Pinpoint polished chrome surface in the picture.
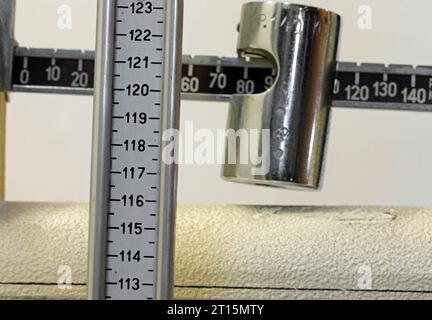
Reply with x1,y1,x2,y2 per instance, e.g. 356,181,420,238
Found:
223,1,340,189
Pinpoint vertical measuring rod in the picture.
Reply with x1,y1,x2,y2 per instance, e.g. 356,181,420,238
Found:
88,0,183,300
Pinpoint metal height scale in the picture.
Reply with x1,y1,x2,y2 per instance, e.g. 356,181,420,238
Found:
87,0,183,300
3,0,432,300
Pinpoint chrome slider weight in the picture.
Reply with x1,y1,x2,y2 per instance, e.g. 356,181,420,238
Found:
222,2,340,189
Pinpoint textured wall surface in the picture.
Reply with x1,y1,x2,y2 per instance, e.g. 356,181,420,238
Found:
0,202,432,300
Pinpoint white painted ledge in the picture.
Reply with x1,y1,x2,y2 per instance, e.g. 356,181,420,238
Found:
0,202,432,300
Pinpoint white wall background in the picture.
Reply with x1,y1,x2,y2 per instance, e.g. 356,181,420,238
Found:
7,0,432,206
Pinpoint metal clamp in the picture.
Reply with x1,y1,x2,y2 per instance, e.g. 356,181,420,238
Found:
223,1,340,190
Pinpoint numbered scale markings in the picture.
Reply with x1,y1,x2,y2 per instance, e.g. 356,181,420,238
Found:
105,1,165,299
332,64,432,111
11,48,432,111
88,0,182,300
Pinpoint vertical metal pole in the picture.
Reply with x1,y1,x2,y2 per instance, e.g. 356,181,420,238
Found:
0,0,15,200
0,0,15,92
88,0,116,300
0,93,6,200
89,0,183,300
157,0,183,300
